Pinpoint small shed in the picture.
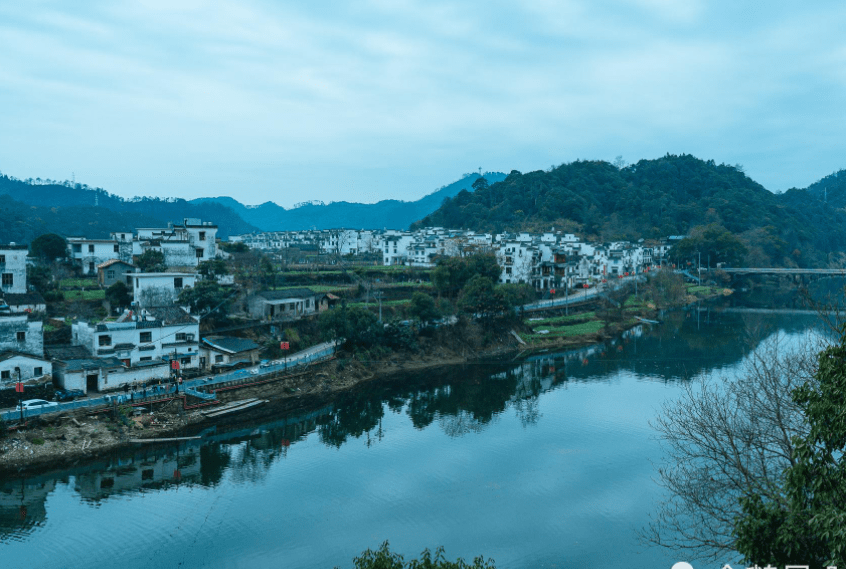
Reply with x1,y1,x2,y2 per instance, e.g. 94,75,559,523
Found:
248,289,321,320
97,259,137,288
200,336,261,370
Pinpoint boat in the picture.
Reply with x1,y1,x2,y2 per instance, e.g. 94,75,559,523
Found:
201,398,268,419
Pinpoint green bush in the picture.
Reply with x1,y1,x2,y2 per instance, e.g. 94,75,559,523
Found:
339,541,497,569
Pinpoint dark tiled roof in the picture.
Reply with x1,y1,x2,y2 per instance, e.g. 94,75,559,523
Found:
257,288,316,300
202,336,260,354
113,343,136,350
45,345,92,360
143,306,197,326
0,350,49,363
2,292,46,306
62,356,125,372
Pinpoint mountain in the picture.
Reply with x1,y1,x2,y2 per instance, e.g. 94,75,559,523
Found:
0,194,168,244
191,172,507,232
0,174,258,238
805,169,846,208
414,154,846,267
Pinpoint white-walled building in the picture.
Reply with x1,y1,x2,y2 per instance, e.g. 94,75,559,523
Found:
131,272,197,308
69,306,201,391
68,219,221,275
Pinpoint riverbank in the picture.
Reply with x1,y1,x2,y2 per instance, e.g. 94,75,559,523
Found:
0,283,731,475
0,321,522,476
516,282,732,353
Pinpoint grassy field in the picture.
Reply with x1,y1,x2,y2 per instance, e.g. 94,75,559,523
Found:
526,311,597,327
63,289,106,301
59,278,98,289
521,320,606,342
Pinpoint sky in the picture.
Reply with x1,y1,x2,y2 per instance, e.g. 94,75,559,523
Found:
1,1,845,208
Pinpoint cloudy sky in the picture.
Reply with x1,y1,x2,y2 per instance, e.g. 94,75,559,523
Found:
1,1,845,207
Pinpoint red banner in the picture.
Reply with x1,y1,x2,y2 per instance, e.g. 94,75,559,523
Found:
280,342,290,350
171,360,180,370
15,382,24,393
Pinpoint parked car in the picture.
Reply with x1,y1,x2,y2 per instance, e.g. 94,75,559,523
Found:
16,399,59,411
54,388,85,402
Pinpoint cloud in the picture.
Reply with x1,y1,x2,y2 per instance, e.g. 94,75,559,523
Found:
1,1,845,205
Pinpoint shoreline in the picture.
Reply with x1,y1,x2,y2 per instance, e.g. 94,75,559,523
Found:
0,286,730,477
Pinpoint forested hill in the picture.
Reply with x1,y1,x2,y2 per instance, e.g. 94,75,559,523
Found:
414,154,846,267
191,172,507,231
805,169,846,208
0,174,258,238
0,194,167,243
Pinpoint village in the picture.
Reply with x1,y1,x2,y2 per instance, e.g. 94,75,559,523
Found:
0,218,677,407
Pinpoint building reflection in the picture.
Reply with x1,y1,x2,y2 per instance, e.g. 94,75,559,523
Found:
0,304,816,540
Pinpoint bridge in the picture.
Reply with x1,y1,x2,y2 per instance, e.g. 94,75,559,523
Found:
706,268,846,276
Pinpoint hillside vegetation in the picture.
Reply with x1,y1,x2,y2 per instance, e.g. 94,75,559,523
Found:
415,154,846,267
0,174,258,238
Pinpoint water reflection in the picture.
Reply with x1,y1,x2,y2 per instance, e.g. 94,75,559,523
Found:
0,304,823,546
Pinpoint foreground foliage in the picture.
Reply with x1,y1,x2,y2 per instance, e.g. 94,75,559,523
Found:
340,541,497,569
734,324,846,567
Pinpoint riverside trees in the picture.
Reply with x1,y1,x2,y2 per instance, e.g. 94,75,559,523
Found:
650,322,846,566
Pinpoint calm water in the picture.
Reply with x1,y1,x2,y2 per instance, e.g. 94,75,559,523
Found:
0,307,824,569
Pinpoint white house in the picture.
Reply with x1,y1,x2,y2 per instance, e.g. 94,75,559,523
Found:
0,351,52,386
0,244,28,294
70,306,201,391
131,272,197,308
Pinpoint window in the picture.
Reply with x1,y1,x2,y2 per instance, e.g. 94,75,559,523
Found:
181,357,191,365
196,248,204,258
1,371,9,380
88,244,94,253
114,244,119,253
89,262,95,273
215,355,224,363
0,255,4,263
139,331,152,343
140,356,152,361
73,244,81,253
16,331,25,342
1,274,12,287
34,367,42,376
175,333,187,341
98,335,111,346
199,231,206,241
174,277,183,288
107,270,115,279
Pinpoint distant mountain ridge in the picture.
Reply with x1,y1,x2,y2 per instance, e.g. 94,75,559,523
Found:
0,174,258,238
190,172,507,232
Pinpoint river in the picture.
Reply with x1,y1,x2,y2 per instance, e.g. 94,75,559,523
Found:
0,306,826,569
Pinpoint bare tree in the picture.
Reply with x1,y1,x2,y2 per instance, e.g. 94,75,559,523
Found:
643,333,821,560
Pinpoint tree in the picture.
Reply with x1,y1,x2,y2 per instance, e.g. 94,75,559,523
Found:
339,541,497,569
197,258,229,279
646,335,816,561
319,306,382,350
672,223,748,267
30,233,67,260
105,281,131,310
433,254,501,298
457,275,510,319
408,292,440,324
135,250,167,272
732,325,846,567
177,280,229,316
